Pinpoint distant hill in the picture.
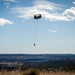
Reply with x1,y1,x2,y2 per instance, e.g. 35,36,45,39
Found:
0,54,75,63
0,54,75,71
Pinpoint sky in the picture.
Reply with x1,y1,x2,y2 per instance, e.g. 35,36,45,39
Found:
0,0,75,54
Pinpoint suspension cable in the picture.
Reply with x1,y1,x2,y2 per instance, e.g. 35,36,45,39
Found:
34,20,38,46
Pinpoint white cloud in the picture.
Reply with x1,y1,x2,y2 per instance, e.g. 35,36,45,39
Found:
4,0,18,9
4,2,10,9
4,0,17,3
11,0,75,21
33,0,62,10
63,7,75,21
49,30,57,33
73,1,75,4
0,18,13,26
11,0,63,20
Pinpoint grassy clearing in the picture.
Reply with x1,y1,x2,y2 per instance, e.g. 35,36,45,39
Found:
40,71,75,75
0,70,75,75
0,70,22,75
22,68,38,75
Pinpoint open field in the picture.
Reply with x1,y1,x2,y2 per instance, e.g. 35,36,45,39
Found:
0,54,75,75
0,70,75,75
40,71,75,75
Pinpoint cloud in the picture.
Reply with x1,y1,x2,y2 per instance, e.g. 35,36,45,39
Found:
4,0,17,3
4,0,18,9
63,7,75,21
33,0,62,10
11,0,63,19
11,0,75,21
49,30,57,33
0,18,13,26
4,2,10,9
73,1,75,4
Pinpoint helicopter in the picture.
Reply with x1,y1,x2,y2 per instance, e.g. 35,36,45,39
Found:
33,14,42,46
34,14,42,19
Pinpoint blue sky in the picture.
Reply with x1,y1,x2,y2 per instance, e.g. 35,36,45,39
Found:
0,0,75,54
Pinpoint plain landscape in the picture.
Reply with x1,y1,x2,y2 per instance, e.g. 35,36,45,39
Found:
0,54,75,75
